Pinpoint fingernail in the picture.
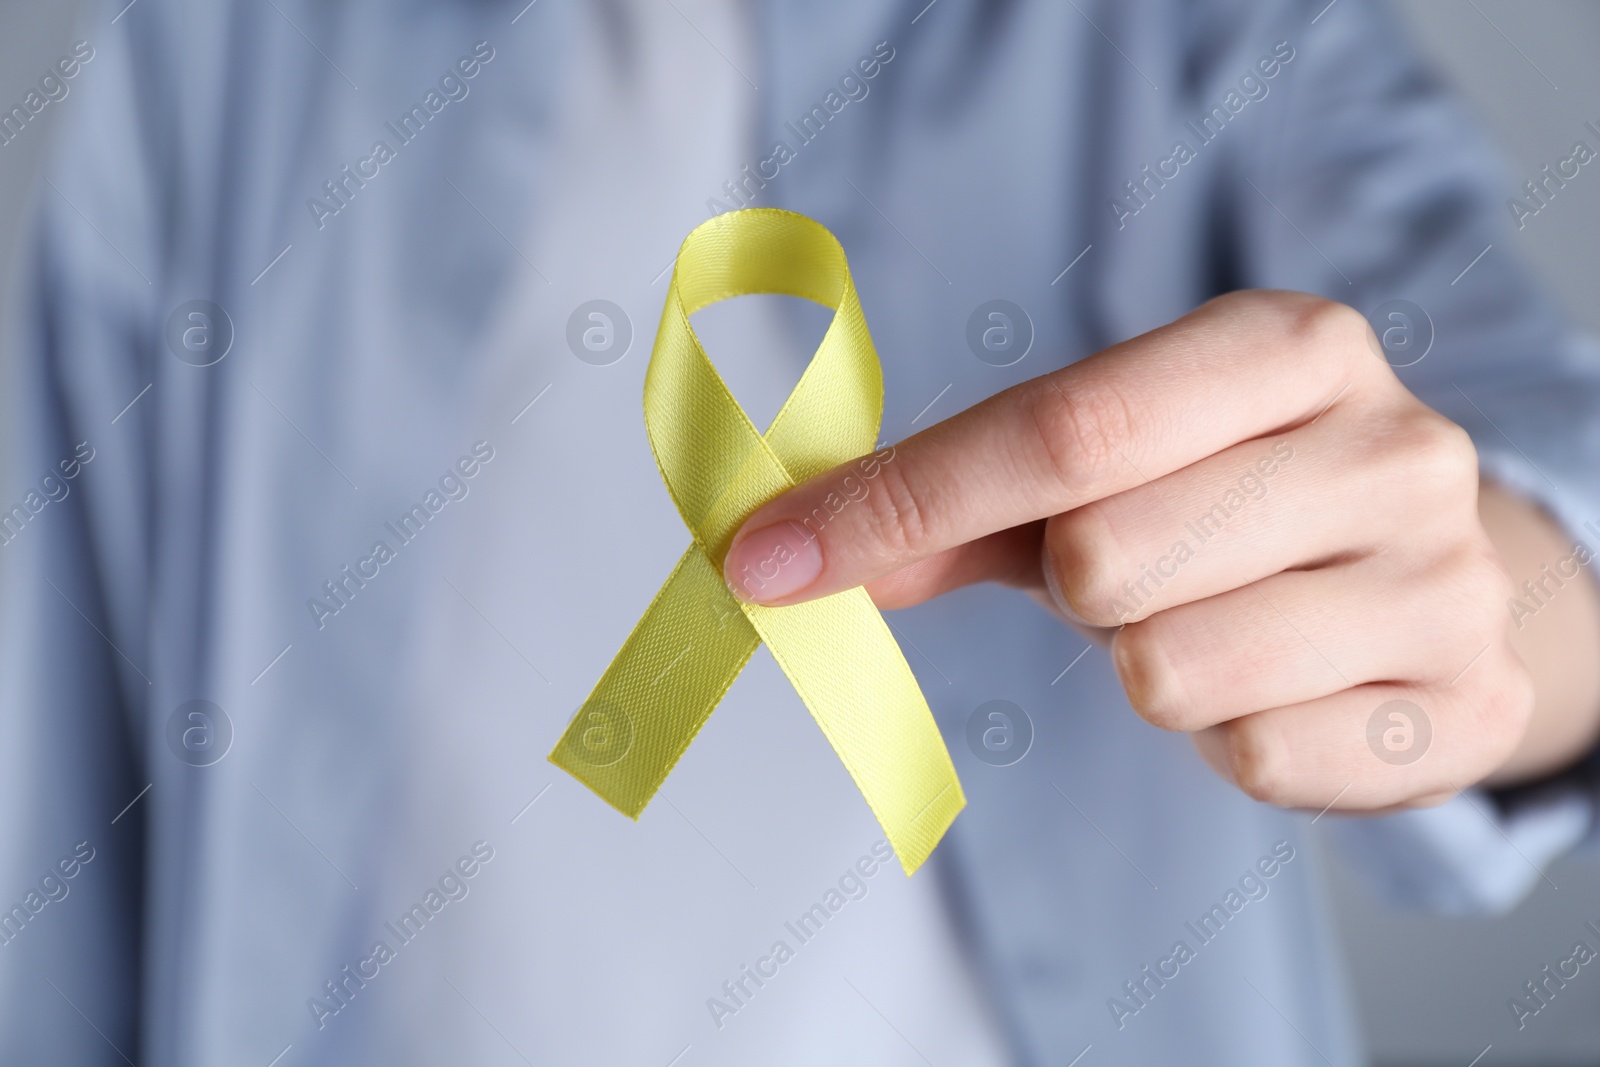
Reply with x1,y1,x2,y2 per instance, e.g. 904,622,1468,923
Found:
724,520,822,604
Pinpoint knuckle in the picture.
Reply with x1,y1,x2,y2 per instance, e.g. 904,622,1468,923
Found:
1045,507,1129,625
1201,291,1374,397
1430,539,1515,650
858,451,934,562
1265,292,1371,370
1443,643,1533,775
1024,375,1139,499
1113,622,1192,731
1407,414,1480,502
1472,648,1536,765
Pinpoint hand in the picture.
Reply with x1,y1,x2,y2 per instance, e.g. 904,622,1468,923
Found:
723,290,1540,812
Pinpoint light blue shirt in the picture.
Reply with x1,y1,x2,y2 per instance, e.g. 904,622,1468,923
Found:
1,0,1596,1064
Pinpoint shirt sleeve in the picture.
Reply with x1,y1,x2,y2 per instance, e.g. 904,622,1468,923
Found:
1215,0,1600,913
0,14,162,1061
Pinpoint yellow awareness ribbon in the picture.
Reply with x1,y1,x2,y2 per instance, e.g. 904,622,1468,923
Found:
549,208,964,875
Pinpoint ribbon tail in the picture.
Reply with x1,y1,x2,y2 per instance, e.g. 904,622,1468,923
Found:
744,589,965,874
549,545,758,818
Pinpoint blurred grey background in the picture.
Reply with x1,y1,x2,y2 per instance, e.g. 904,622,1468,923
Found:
1,2,1596,1064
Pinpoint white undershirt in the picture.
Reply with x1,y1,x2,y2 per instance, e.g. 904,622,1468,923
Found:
475,0,1013,1061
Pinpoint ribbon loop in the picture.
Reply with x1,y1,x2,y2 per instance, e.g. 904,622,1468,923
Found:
550,209,964,874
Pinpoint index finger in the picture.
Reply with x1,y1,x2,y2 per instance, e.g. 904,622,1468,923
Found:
723,290,1380,606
